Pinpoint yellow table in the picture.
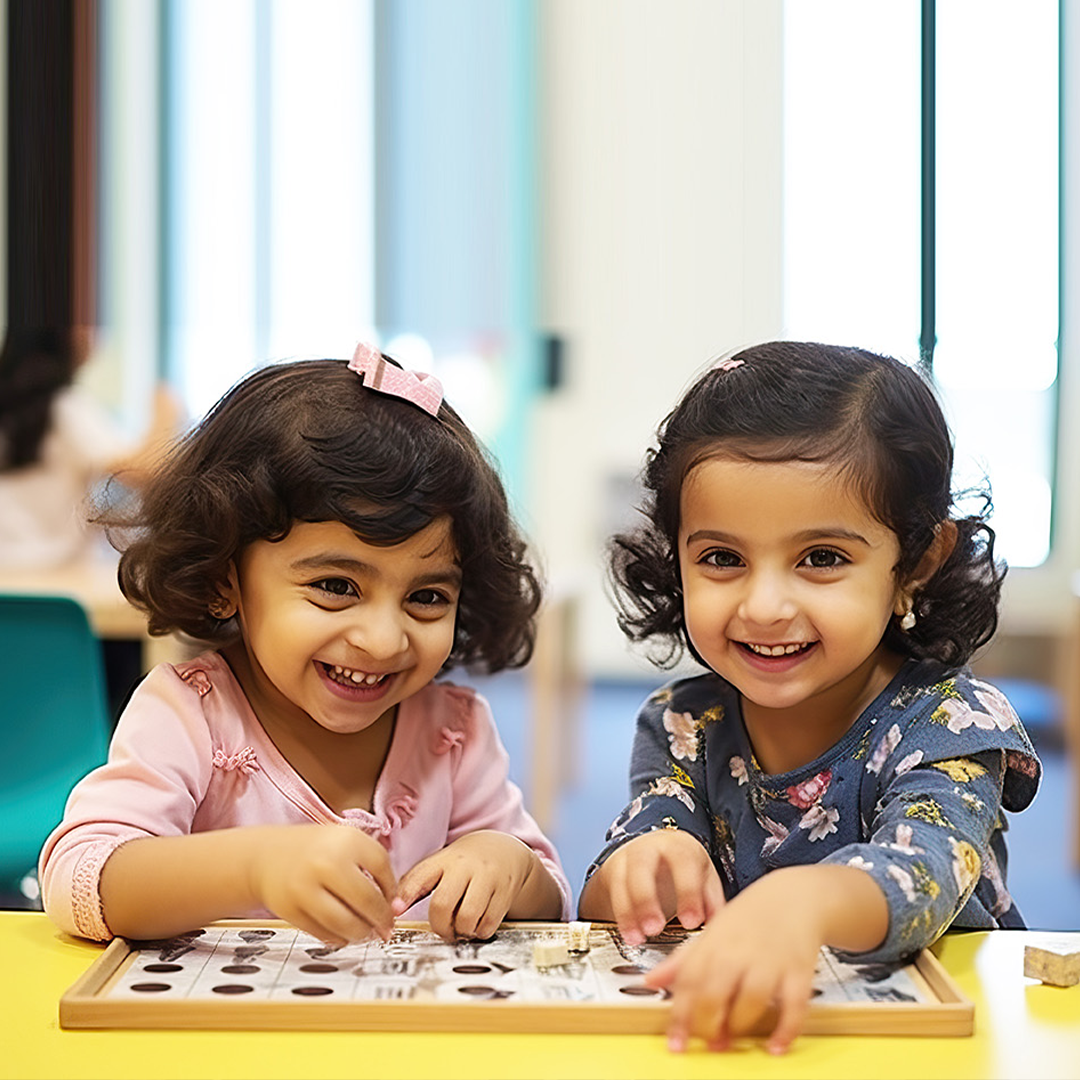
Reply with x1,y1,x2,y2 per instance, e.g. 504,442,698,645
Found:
1,914,1076,1080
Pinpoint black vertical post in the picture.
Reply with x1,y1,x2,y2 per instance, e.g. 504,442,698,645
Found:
6,0,75,336
919,0,936,374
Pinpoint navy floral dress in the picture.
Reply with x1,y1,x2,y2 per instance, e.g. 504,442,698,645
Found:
587,659,1041,962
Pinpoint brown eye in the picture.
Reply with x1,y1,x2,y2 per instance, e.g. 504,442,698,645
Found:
409,589,449,608
313,578,355,596
803,549,846,569
702,549,742,568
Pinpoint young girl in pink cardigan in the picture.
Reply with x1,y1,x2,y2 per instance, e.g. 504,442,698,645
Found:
41,347,569,945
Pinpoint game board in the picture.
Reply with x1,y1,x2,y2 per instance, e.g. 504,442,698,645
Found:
59,920,973,1035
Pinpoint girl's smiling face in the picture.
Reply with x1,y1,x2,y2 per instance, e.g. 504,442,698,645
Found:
678,456,908,746
221,518,461,739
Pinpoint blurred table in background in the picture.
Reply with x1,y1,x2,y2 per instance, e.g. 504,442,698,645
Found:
0,555,182,670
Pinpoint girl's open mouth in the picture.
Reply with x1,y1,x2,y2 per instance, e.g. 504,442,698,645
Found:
318,662,394,699
738,641,817,667
743,642,815,657
322,663,390,687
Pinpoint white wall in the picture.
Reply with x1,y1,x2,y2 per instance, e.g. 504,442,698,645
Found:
532,0,783,678
531,0,1077,680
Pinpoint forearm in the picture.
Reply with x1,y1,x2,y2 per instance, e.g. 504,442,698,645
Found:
99,828,264,939
758,864,889,954
577,863,616,921
505,847,565,920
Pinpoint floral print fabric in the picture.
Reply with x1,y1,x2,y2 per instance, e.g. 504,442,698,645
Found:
588,659,1040,963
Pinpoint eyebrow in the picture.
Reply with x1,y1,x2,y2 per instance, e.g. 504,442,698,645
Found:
289,554,463,586
684,528,872,547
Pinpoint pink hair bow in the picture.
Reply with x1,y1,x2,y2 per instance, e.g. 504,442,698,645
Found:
348,342,444,418
714,357,745,372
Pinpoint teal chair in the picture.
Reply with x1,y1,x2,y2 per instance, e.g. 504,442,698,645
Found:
0,594,111,901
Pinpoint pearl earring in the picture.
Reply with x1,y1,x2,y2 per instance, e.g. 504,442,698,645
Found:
900,609,916,631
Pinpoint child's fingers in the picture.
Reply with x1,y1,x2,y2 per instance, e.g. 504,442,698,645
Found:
667,856,718,930
764,969,814,1055
643,949,681,988
324,858,397,938
665,965,738,1054
469,899,506,941
622,855,674,939
724,967,780,1037
448,877,502,940
702,872,726,921
607,861,662,944
393,859,444,916
665,1011,693,1054
290,884,393,946
425,874,470,941
658,962,695,1052
349,835,397,901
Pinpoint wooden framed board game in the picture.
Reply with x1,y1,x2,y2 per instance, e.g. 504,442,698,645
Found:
59,920,973,1036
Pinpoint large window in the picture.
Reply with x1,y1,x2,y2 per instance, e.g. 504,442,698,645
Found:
97,0,536,495
97,0,376,421
164,0,376,417
934,2,1059,568
783,1,1059,568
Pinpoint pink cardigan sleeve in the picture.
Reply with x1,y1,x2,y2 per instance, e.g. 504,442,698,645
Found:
444,690,572,920
38,665,217,941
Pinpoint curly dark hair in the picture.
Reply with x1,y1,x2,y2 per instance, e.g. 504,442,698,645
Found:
611,340,1005,669
99,356,542,673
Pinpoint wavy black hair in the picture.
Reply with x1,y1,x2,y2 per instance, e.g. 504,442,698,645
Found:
100,356,541,673
611,340,1005,669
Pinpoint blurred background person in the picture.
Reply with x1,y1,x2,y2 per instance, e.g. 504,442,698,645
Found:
0,325,180,571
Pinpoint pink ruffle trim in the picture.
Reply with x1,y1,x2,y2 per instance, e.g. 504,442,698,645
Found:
360,783,420,848
212,746,260,774
179,668,213,697
71,840,121,942
433,726,466,755
383,784,418,831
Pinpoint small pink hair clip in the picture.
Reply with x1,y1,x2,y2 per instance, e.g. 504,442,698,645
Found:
348,342,444,418
714,357,745,372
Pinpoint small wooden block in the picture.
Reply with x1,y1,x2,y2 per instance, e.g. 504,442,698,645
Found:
1024,941,1080,987
568,921,591,953
532,938,569,969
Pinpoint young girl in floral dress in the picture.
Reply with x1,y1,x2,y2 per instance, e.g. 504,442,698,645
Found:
579,341,1039,1054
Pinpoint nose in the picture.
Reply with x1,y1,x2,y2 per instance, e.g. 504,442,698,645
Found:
343,603,409,663
737,568,798,628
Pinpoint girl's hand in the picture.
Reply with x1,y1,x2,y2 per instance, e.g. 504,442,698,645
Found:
246,824,397,946
392,830,552,941
646,878,819,1055
579,829,725,944
645,865,889,1055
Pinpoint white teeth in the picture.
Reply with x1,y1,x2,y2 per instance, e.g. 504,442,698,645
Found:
747,642,808,656
330,665,386,685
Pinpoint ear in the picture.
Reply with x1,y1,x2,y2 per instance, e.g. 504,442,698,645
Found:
894,520,958,615
209,564,241,621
